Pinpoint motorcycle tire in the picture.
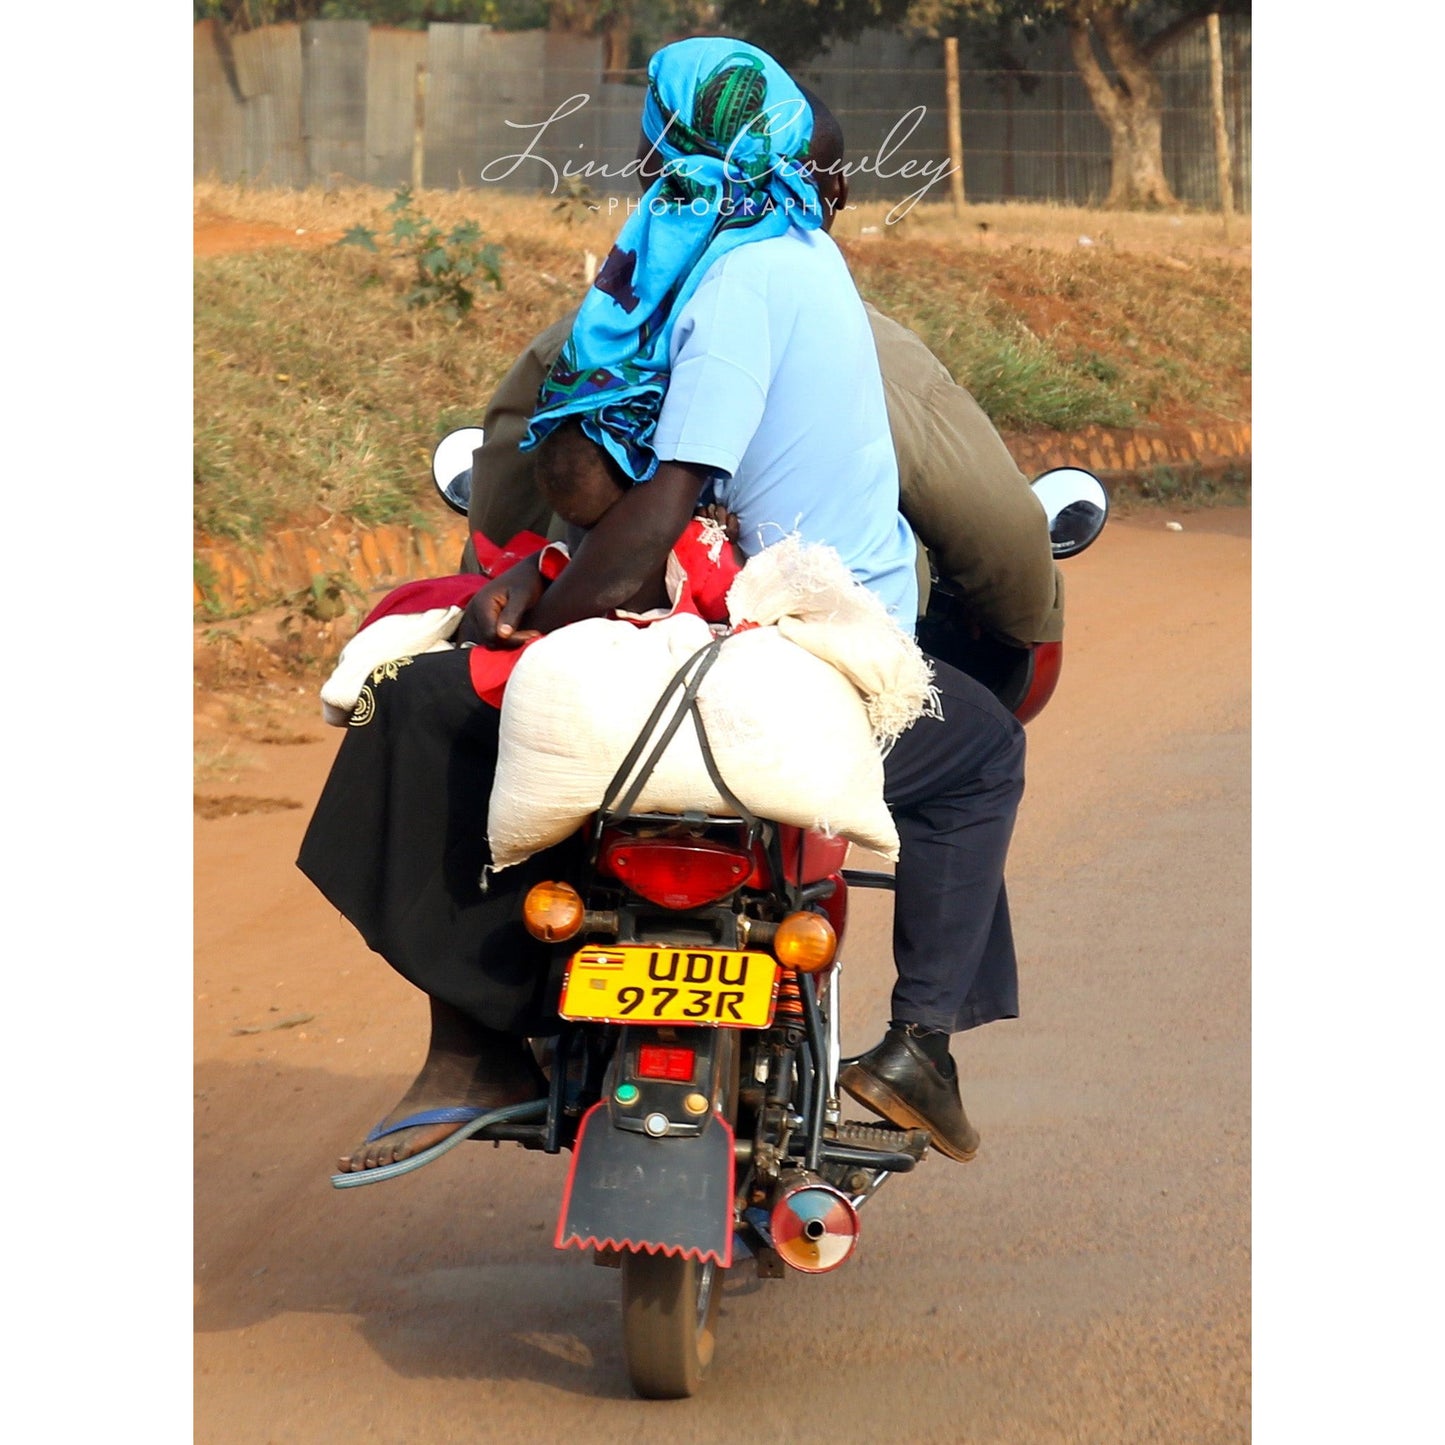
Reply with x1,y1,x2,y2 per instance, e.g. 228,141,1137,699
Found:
620,1249,722,1399
619,1030,739,1399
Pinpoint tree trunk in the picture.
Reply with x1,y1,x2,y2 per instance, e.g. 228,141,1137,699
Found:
1067,4,1178,211
601,14,633,74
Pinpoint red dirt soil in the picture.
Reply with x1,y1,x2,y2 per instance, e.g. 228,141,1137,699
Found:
194,510,1251,1437
194,214,345,256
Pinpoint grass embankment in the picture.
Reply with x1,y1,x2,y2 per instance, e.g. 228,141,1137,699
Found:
194,186,1250,542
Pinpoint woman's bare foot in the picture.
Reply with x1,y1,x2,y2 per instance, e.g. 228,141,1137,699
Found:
337,999,547,1171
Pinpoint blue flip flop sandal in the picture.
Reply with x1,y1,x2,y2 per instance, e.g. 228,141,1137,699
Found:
364,1105,487,1143
330,1099,549,1189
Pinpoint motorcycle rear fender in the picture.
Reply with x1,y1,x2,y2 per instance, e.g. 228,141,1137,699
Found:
554,1025,737,1266
554,1102,735,1265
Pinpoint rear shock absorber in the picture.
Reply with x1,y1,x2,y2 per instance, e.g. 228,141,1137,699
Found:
764,968,806,1112
767,967,814,1135
775,967,805,1036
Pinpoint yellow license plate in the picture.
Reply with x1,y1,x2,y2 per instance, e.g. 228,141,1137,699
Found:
560,945,779,1028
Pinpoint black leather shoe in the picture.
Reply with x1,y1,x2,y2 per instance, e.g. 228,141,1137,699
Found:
839,1027,980,1162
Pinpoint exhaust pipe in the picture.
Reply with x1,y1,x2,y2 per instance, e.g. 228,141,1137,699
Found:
768,1172,860,1274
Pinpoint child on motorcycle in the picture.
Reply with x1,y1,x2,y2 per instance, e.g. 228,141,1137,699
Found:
466,418,744,640
317,422,745,724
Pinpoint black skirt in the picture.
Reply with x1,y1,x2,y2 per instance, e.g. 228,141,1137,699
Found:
296,647,581,1034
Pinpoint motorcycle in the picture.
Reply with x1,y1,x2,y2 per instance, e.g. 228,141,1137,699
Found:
332,430,1108,1399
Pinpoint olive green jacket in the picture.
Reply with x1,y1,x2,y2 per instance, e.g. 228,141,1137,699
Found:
462,305,1062,646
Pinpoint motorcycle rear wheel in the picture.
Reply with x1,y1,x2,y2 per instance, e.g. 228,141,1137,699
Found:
619,1030,739,1399
620,1249,721,1399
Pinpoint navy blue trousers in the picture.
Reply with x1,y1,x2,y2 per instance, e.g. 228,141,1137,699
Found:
881,654,1025,1033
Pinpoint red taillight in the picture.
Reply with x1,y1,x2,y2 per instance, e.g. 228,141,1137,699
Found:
637,1045,696,1082
600,835,752,910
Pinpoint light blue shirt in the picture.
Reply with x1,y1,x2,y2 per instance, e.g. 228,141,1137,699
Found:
651,229,919,626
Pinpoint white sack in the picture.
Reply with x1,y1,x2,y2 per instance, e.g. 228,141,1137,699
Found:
487,613,898,870
695,626,898,855
726,534,939,745
319,606,461,726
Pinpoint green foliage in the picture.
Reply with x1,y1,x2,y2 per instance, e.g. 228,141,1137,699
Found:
300,572,366,622
1128,462,1249,507
339,187,503,320
552,174,600,225
195,223,553,541
962,333,1138,432
194,558,227,618
718,2,1250,86
717,0,913,67
1072,348,1122,385
277,572,368,662
194,1,549,29
856,267,1142,431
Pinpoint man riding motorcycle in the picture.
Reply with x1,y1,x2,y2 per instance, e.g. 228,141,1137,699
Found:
460,91,1063,655
300,39,1040,1174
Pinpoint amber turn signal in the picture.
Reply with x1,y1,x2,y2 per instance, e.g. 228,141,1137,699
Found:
773,911,837,972
522,881,585,941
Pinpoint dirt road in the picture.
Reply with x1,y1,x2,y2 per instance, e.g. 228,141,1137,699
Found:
194,508,1250,1442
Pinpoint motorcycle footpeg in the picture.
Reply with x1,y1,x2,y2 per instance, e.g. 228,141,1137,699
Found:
832,1119,932,1161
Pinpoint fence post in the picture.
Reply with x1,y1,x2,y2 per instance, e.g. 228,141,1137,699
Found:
411,62,427,193
944,37,966,215
1207,14,1233,234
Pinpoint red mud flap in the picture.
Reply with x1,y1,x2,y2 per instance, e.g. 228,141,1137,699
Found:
554,1103,735,1267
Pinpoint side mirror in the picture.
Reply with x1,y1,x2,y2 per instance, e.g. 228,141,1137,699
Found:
431,427,485,517
1031,466,1109,559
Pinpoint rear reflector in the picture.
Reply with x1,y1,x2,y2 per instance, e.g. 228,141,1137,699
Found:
600,835,752,910
636,1045,697,1082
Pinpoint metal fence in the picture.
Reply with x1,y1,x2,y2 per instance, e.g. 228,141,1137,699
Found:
194,18,1250,212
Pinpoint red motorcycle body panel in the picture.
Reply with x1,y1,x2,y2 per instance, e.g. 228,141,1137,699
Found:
777,825,851,884
1012,641,1063,725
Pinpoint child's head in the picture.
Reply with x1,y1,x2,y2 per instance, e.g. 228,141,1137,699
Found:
534,421,628,529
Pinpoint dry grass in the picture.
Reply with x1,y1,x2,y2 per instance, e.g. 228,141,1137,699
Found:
839,196,1249,260
195,191,606,539
194,183,1250,540
193,180,1250,263
848,235,1250,430
193,738,258,783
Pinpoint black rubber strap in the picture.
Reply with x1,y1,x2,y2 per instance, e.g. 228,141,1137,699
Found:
687,689,757,828
599,636,728,822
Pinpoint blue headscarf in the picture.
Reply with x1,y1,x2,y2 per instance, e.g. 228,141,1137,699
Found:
521,37,822,482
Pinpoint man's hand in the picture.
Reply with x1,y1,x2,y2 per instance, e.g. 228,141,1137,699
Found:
455,556,546,648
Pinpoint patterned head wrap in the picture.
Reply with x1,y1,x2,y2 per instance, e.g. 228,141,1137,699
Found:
521,37,821,482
